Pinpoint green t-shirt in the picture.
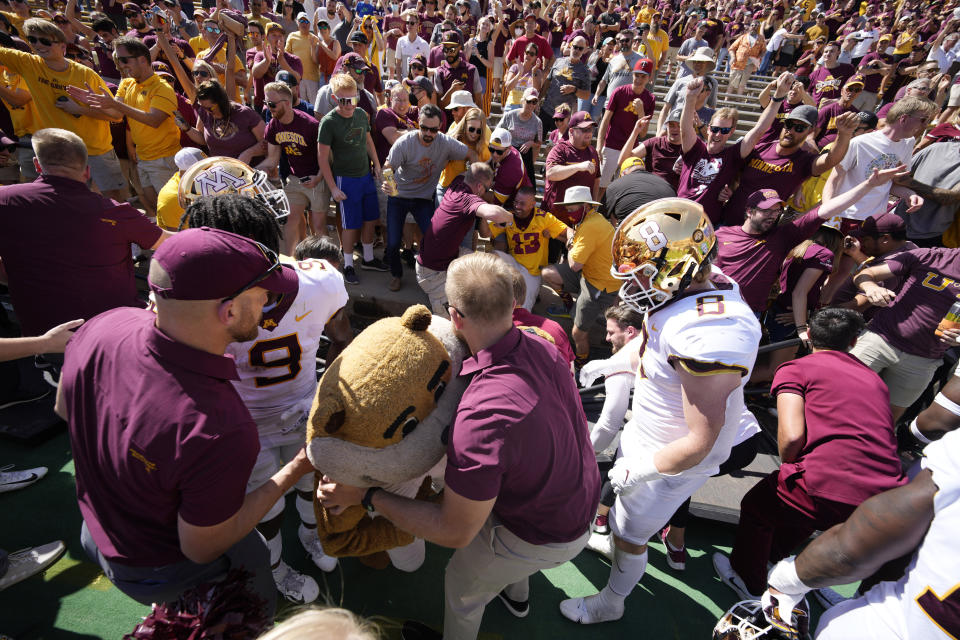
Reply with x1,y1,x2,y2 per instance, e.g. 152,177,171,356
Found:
317,108,371,178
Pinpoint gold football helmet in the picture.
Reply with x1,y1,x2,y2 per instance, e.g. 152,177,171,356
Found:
611,197,716,313
713,599,810,640
178,156,290,220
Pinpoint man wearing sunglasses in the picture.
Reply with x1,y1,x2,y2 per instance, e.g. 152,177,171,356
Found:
434,31,482,114
395,10,428,78
0,19,128,202
505,12,552,68
56,225,309,619
486,127,531,209
284,12,319,103
539,34,590,135
252,21,302,112
543,110,599,226
592,30,641,109
121,2,153,38
382,103,472,291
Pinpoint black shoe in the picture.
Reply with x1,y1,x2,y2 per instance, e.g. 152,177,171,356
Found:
343,266,359,285
360,257,389,272
497,589,530,618
401,248,415,267
400,620,443,640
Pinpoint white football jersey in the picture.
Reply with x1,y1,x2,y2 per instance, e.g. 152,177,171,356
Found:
620,271,762,475
862,429,960,639
227,258,348,429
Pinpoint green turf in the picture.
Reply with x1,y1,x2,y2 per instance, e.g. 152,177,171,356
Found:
0,429,849,639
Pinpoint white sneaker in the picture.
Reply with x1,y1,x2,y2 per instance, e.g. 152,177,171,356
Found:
712,552,760,601
272,560,320,603
585,531,615,561
0,540,66,590
298,524,338,573
559,592,625,624
0,466,48,494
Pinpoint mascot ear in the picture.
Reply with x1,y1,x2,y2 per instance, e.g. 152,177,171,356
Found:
307,392,347,440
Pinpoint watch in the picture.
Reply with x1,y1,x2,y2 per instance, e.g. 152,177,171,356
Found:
361,487,381,512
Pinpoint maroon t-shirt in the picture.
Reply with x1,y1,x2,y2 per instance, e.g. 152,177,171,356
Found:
772,350,906,507
418,11,442,40
383,14,405,49
197,102,264,159
641,135,683,190
869,247,960,359
808,62,856,105
373,107,416,166
775,242,834,312
602,85,656,150
252,50,303,109
815,100,857,148
417,175,485,271
445,326,600,544
857,52,889,93
715,209,824,312
543,140,600,225
512,307,575,365
0,176,162,336
724,141,817,226
505,34,552,65
61,308,260,565
264,109,320,177
831,241,917,321
677,139,744,226
493,146,532,208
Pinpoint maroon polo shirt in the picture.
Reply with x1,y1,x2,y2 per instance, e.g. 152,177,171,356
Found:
61,308,260,566
772,350,906,509
543,140,600,225
417,176,485,271
445,327,600,545
0,175,162,336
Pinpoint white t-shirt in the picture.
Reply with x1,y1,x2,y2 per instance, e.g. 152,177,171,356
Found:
314,8,341,33
928,45,960,74
766,28,786,52
833,130,915,220
397,35,430,76
851,29,878,58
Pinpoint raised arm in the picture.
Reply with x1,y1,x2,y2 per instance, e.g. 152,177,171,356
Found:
818,164,910,220
741,71,794,158
679,76,703,153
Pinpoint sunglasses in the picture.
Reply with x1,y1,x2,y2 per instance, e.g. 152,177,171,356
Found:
845,85,863,92
710,125,732,134
553,115,567,121
784,121,810,133
26,35,56,46
221,243,281,303
442,301,465,317
420,124,440,132
410,63,424,69
488,145,506,154
443,45,459,53
618,38,632,43
525,49,537,54
114,53,139,63
266,100,288,108
572,45,584,50
407,20,418,24
466,125,482,134
525,98,538,104
298,17,309,22
336,95,359,105
204,25,221,33
193,69,211,77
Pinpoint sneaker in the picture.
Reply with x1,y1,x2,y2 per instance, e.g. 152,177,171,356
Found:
559,592,625,624
0,466,48,494
659,527,687,571
343,266,359,285
546,304,572,319
812,586,848,610
272,560,320,603
0,388,50,410
0,540,66,590
712,552,760,601
360,257,389,272
585,531,615,561
297,525,338,573
592,514,610,535
498,589,530,618
388,277,402,292
401,249,415,267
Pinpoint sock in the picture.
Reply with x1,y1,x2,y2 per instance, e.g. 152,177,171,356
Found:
608,547,648,598
343,253,354,268
362,242,374,262
296,491,316,528
504,577,529,602
265,533,283,568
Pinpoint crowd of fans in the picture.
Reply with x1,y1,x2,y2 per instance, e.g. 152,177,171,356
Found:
1,0,960,637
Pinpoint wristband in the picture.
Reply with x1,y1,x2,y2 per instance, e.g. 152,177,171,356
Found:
910,418,933,445
361,486,381,512
933,389,960,417
771,95,786,102
767,556,811,596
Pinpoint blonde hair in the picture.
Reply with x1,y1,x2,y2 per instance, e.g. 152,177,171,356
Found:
329,72,357,94
445,252,516,323
264,81,294,101
786,227,843,272
32,127,87,171
712,107,739,128
884,95,938,124
447,107,489,153
192,58,217,79
257,608,380,640
24,18,67,42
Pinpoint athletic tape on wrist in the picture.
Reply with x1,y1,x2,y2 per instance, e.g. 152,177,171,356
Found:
933,390,960,417
767,557,811,596
910,417,933,445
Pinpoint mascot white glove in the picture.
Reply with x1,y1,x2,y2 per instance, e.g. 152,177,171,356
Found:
763,557,812,634
608,455,662,495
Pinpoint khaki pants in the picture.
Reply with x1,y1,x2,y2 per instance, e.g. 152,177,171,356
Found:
443,516,589,640
415,260,448,316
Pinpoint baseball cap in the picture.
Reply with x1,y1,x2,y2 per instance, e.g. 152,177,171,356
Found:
522,87,539,101
602,36,615,46
122,2,141,12
552,107,570,119
349,31,369,44
149,227,298,301
666,108,683,123
275,69,298,86
857,111,879,129
489,128,512,149
341,52,370,72
296,11,309,22
0,132,16,147
633,58,654,75
619,156,645,174
785,104,819,127
569,111,596,129
636,22,650,32
845,74,865,88
316,18,329,27
746,189,784,209
265,21,284,34
174,147,206,172
853,213,906,237
404,75,434,93
524,11,537,21
442,30,462,45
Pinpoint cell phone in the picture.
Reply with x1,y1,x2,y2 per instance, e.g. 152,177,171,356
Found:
300,176,312,183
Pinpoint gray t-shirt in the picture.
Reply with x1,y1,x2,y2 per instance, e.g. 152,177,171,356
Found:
665,73,718,111
676,37,709,79
386,130,469,199
599,50,641,95
498,109,543,148
897,141,960,239
542,56,590,116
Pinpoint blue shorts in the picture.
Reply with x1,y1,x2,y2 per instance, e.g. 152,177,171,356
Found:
337,173,379,230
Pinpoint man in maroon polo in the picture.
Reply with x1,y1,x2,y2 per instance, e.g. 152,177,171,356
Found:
56,224,315,618
543,111,600,226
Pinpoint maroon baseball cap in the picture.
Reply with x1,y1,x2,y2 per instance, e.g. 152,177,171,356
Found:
633,58,654,74
746,188,784,209
569,110,596,129
852,213,906,237
149,227,298,300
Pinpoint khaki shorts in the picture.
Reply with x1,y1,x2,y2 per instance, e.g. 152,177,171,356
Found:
493,56,504,79
599,146,621,189
385,47,396,72
556,261,618,331
284,176,331,212
849,329,942,408
88,148,127,192
137,154,177,192
415,260,448,316
950,82,960,108
728,68,750,92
